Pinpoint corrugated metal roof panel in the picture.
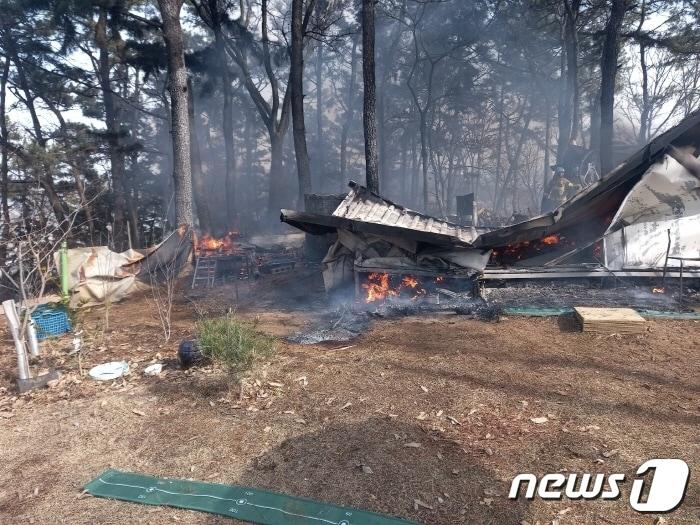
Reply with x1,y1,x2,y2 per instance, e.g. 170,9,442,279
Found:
332,182,476,244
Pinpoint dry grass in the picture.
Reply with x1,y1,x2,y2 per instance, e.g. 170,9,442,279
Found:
0,278,698,525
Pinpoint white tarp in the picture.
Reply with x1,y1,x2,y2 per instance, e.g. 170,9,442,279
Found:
603,149,700,270
607,149,700,231
604,215,700,270
55,226,192,306
57,246,145,307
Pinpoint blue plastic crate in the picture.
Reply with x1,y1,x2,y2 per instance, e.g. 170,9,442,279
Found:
31,305,72,340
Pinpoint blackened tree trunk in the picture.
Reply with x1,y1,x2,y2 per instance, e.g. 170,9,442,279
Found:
599,0,626,175
290,0,312,207
158,0,193,227
187,77,213,233
361,0,379,193
95,8,128,249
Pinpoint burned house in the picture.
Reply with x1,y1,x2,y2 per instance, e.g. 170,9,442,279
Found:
282,182,490,301
282,109,700,298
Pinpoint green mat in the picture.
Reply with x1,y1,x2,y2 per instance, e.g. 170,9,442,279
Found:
502,306,574,317
84,469,419,525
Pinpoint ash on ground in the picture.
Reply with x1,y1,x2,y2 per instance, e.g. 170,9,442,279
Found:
482,280,697,311
288,297,500,345
288,279,699,345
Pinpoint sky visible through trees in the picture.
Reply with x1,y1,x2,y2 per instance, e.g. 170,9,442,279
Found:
1,0,699,256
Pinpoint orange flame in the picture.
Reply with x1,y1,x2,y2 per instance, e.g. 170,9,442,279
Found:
362,273,396,303
362,273,426,303
541,234,559,245
197,231,239,254
402,275,419,288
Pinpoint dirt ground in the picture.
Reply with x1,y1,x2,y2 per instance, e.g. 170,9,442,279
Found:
0,273,698,525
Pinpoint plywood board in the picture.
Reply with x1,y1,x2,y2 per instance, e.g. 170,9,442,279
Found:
574,307,646,334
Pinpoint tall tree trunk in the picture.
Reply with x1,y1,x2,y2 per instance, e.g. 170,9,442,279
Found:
290,0,312,208
267,131,285,215
95,8,128,249
315,41,324,185
419,112,429,211
589,88,601,157
361,0,379,192
410,129,419,207
564,0,581,143
125,159,140,246
542,103,551,211
399,129,408,203
0,54,9,267
599,0,626,175
244,106,254,217
493,85,504,209
187,77,213,233
638,42,650,144
556,39,571,161
158,0,193,227
214,27,237,224
339,35,359,189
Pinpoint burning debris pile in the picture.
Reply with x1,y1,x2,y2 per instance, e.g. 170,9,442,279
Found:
489,234,579,265
282,181,490,302
196,231,243,256
362,273,427,302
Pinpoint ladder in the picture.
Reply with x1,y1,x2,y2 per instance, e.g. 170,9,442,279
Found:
192,257,217,288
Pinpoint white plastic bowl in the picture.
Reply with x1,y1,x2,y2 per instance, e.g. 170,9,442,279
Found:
88,361,130,381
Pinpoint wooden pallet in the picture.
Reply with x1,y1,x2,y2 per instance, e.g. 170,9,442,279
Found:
574,307,646,334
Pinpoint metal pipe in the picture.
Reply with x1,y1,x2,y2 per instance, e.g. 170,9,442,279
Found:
26,318,40,357
2,300,31,380
60,240,69,300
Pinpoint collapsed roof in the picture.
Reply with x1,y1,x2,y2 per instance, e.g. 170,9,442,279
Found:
282,181,477,248
281,109,700,280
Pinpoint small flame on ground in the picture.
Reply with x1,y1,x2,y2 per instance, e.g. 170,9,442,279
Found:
652,287,665,294
541,234,559,245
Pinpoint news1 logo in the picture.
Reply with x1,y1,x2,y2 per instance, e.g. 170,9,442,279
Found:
509,459,690,513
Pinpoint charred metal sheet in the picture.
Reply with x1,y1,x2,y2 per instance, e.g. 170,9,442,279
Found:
334,181,477,244
281,208,475,248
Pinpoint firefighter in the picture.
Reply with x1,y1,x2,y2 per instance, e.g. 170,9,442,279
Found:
541,165,581,212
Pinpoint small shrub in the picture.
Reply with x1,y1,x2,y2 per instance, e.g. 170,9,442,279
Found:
195,312,276,375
